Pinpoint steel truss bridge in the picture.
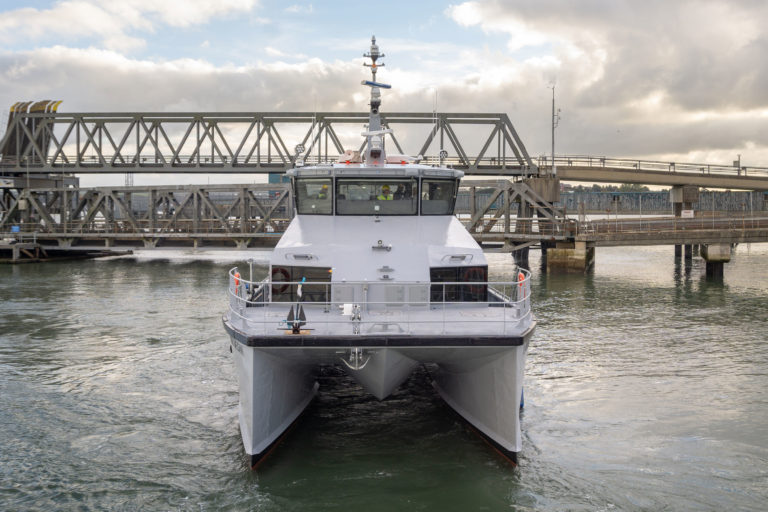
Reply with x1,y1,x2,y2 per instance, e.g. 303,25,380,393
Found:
0,111,536,177
2,110,768,189
1,109,767,254
2,181,766,252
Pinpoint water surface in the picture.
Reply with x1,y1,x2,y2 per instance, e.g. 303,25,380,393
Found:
1,245,767,510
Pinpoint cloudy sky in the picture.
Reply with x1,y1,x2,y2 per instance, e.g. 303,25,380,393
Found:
1,0,767,186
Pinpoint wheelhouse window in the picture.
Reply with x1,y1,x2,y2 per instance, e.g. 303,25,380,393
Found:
295,178,332,215
336,178,418,215
421,179,458,215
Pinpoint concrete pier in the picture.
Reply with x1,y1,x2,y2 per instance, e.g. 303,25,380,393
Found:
670,185,699,263
701,243,732,278
546,241,595,272
512,247,530,268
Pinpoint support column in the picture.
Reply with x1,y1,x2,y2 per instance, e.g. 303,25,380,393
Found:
503,188,510,238
546,241,595,272
670,185,699,262
193,189,200,234
469,186,476,230
149,189,157,233
701,243,731,279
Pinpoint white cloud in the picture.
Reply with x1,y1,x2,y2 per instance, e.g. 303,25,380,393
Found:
446,1,550,51
264,46,308,59
3,1,768,183
0,0,259,51
284,4,313,14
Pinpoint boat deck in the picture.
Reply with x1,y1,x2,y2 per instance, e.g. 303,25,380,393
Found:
225,272,533,345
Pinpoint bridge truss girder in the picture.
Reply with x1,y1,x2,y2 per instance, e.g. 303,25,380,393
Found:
0,112,538,176
1,180,575,249
0,183,293,248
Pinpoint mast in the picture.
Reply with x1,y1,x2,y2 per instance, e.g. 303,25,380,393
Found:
362,36,392,165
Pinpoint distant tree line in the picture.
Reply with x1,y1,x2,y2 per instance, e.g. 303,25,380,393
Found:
565,183,651,192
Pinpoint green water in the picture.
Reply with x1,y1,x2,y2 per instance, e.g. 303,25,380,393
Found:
1,245,767,511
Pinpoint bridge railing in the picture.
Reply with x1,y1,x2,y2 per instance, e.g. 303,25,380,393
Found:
538,155,768,178
457,215,576,238
577,214,768,235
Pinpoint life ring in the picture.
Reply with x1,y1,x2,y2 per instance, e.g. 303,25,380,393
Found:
234,271,241,288
461,267,487,297
517,271,526,299
271,267,291,294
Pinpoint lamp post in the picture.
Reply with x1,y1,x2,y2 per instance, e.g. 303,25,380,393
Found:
549,84,561,177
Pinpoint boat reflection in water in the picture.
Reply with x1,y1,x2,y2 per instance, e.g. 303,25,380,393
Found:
222,37,535,469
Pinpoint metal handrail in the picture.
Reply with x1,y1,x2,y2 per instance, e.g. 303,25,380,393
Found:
537,154,768,177
225,267,533,335
6,151,768,177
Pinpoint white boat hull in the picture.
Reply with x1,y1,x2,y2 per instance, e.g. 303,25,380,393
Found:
226,321,535,467
231,341,318,468
432,338,530,460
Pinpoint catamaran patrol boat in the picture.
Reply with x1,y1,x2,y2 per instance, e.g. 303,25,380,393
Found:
223,37,536,469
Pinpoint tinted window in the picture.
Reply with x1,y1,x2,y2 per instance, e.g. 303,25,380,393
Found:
336,178,418,215
421,179,458,215
295,178,332,214
271,265,332,302
430,265,488,302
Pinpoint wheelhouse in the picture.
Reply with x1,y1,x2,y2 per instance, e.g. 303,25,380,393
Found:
289,166,462,217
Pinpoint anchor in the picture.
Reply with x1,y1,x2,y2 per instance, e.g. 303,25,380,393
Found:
341,347,371,370
285,303,307,334
284,277,307,334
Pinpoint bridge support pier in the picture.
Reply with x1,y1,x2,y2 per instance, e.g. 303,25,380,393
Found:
143,238,158,249
671,185,699,263
701,243,731,278
512,247,529,268
546,241,595,272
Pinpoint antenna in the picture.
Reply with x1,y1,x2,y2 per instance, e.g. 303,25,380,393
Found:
361,36,392,165
363,35,384,81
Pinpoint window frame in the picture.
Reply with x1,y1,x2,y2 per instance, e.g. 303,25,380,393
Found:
334,177,419,216
294,177,334,215
420,178,459,216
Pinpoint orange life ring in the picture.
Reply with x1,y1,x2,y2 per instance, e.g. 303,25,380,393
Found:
271,267,291,294
234,271,241,287
461,267,486,297
517,271,526,298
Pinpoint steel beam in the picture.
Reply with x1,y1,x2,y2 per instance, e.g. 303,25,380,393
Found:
0,111,538,176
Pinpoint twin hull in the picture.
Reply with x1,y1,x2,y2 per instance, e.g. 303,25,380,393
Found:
227,328,534,467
